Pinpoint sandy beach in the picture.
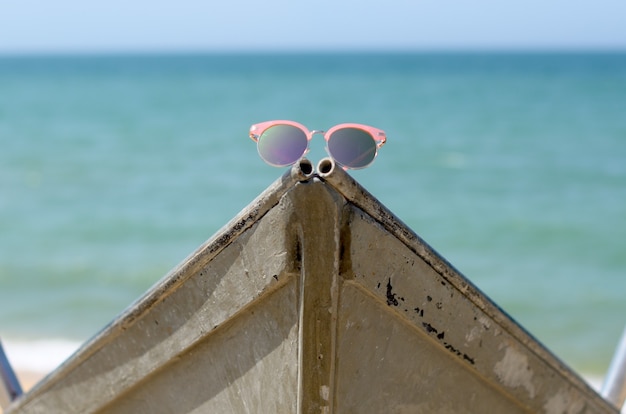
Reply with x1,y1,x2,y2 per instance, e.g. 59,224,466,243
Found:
1,370,43,414
13,370,44,391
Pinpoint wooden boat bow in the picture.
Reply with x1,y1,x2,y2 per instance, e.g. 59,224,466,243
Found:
5,158,619,413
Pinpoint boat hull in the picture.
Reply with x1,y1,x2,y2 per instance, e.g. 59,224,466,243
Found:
6,160,618,413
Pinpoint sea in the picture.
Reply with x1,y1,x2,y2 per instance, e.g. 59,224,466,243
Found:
1,52,625,382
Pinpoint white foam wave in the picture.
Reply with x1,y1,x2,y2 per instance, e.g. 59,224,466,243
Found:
1,338,82,374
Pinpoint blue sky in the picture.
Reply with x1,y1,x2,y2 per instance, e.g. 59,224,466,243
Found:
1,0,626,53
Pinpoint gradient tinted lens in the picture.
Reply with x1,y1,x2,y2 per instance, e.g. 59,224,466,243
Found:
257,125,308,167
327,128,376,169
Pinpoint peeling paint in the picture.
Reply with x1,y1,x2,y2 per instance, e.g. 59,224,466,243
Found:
543,388,586,414
466,316,491,345
494,346,536,399
477,316,491,330
386,278,400,306
320,385,330,401
466,326,482,343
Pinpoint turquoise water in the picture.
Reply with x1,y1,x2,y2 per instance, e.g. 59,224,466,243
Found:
1,52,625,375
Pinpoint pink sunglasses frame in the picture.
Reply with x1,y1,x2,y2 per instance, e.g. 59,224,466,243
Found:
249,120,387,169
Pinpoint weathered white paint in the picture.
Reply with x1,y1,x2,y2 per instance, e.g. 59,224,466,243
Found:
494,345,536,399
544,388,586,414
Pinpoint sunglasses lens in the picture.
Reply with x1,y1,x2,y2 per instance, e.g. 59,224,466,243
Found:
327,128,377,169
257,125,308,167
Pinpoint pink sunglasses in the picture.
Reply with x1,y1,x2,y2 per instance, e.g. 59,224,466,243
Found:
249,120,387,169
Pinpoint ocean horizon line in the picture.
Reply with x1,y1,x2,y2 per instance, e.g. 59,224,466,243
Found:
1,48,626,58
